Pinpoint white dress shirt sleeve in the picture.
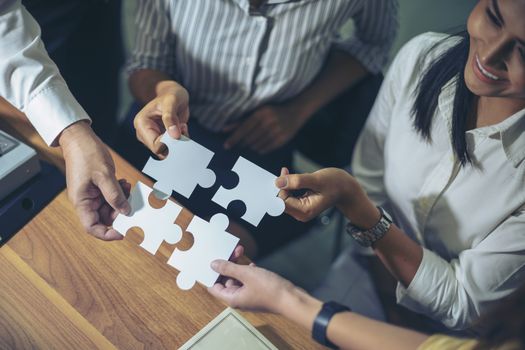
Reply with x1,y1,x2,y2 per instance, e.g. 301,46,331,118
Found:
334,0,398,74
0,0,90,146
397,210,525,330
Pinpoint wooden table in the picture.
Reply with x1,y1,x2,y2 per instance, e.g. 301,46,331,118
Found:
0,104,323,349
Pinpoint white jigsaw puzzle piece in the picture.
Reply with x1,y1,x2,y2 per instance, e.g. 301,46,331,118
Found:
113,181,183,255
142,134,216,199
167,213,239,290
211,157,285,226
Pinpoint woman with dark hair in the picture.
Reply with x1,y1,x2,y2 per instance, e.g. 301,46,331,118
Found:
207,0,525,344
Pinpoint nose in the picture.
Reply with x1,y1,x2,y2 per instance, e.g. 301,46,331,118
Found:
479,35,512,70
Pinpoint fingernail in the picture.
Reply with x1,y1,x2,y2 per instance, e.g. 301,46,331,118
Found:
211,260,219,269
276,177,287,188
120,204,131,215
168,125,178,138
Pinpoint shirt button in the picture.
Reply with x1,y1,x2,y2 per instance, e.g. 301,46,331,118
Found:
419,198,431,209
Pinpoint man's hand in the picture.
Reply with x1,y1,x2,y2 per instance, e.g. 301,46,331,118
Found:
59,121,131,240
133,81,190,158
223,105,306,155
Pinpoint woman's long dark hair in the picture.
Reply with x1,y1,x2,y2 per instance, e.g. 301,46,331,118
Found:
412,31,475,165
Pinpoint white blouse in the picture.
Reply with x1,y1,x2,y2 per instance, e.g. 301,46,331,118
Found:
352,32,525,330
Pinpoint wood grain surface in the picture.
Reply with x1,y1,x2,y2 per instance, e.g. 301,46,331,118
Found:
0,104,324,349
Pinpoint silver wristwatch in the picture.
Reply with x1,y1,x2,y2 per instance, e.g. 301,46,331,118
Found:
346,206,392,247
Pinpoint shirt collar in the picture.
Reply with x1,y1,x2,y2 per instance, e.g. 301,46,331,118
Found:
499,109,525,167
438,78,525,167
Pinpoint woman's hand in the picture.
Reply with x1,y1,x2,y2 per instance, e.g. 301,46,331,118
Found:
133,81,190,158
208,260,296,314
276,167,379,228
276,167,354,222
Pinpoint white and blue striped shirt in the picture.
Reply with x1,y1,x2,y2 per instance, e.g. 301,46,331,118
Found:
127,0,398,131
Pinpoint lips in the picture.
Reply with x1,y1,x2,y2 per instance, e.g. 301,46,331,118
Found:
476,56,500,80
472,54,505,84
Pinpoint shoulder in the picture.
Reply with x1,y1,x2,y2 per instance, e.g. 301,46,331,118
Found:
387,32,462,89
394,32,458,68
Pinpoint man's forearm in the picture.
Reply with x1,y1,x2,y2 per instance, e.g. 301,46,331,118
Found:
285,50,369,124
128,69,175,104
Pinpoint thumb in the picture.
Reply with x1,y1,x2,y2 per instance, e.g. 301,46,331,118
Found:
161,94,182,139
211,260,248,282
94,173,131,215
275,173,318,191
277,167,290,200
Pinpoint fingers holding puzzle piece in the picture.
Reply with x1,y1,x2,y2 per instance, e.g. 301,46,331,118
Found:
113,181,183,254
212,156,285,226
142,134,216,200
143,132,285,227
113,182,239,291
168,213,239,290
114,133,285,290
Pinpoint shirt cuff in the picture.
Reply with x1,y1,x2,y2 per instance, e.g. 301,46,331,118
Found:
125,56,175,79
23,80,91,146
396,248,447,315
396,247,474,330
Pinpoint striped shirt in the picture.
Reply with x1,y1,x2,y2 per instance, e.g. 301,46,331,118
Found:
127,0,398,131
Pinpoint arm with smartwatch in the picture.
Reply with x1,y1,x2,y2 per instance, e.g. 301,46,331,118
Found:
274,156,525,331
208,255,428,350
208,167,427,349
316,34,525,330
276,167,424,288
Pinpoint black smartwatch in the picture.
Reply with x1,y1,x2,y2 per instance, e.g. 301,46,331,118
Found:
312,301,351,349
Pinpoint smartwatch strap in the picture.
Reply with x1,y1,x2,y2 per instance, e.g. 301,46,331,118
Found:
312,301,351,349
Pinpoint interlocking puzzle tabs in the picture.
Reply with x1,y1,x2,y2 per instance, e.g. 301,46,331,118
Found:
113,133,285,290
